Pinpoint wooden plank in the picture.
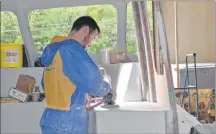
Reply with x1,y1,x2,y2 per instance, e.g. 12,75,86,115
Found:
138,0,157,102
131,1,149,101
154,1,179,133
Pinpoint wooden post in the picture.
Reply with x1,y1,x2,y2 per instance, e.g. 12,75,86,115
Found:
131,1,149,101
138,1,157,102
174,0,180,88
154,1,179,133
214,0,216,122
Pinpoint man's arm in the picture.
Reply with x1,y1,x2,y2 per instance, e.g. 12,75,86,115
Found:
59,44,111,97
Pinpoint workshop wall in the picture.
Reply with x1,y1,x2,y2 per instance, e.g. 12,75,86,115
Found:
162,0,215,64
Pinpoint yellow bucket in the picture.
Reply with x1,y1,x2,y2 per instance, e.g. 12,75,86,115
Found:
0,43,23,68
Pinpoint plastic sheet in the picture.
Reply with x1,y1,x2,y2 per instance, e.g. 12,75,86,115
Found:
40,39,111,133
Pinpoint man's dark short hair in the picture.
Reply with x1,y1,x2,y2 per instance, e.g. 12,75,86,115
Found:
71,16,100,33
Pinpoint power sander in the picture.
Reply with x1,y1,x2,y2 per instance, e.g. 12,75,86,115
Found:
100,92,119,108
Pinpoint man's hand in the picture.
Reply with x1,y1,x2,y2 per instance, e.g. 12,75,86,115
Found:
86,94,105,111
110,89,117,100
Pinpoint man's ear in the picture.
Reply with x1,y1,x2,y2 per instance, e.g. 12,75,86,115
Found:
82,26,90,35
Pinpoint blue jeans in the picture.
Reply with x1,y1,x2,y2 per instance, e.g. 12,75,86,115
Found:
40,125,88,134
41,126,73,134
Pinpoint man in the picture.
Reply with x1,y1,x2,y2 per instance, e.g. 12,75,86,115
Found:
40,16,116,134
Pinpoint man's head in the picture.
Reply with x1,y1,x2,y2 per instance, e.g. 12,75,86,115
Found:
68,16,100,49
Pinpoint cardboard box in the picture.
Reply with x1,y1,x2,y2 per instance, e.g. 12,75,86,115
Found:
110,52,131,64
9,88,28,102
16,74,36,94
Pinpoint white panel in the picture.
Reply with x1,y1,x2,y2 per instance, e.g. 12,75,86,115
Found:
116,2,127,51
176,105,201,134
89,102,168,134
1,102,45,134
103,63,142,102
1,0,125,11
16,8,37,66
1,63,142,102
172,63,215,89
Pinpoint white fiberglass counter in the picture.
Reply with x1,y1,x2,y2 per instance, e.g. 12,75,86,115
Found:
89,102,169,134
1,101,168,134
1,101,200,134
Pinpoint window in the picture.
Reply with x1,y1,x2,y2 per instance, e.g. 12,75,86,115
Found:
126,2,153,53
1,11,23,44
28,5,117,54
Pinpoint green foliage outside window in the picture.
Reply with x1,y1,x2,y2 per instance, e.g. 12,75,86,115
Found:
1,2,153,54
